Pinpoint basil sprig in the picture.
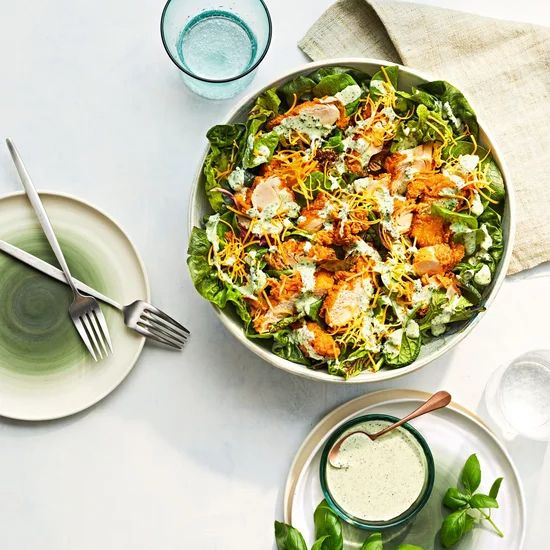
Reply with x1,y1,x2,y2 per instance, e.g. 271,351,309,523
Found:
274,500,424,550
440,453,504,547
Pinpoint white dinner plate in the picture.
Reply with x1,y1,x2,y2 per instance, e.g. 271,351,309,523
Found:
284,389,526,549
0,191,150,421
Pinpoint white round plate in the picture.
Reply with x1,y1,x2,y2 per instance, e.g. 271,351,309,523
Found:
284,389,526,549
0,191,149,421
189,58,515,383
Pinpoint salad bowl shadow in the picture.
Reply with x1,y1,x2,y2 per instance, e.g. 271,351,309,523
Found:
188,57,515,384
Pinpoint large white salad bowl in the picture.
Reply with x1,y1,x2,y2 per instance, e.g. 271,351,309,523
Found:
188,58,515,383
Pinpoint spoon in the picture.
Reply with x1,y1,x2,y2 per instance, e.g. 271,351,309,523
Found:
328,390,452,467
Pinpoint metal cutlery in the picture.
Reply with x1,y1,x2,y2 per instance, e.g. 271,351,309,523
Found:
6,138,113,362
0,239,189,350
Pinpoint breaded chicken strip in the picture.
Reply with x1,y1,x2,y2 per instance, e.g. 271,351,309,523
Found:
413,244,465,276
297,321,340,360
267,99,347,131
265,239,336,270
410,209,450,247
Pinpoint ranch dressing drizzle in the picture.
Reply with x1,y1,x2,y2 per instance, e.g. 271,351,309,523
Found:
326,420,427,522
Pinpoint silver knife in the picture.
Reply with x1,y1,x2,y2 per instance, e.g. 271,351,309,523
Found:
0,238,121,309
0,239,190,349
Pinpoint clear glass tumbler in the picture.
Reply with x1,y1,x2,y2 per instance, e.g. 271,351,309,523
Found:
160,0,272,100
484,350,550,440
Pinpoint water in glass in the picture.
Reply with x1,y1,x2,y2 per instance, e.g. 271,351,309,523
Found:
485,350,550,440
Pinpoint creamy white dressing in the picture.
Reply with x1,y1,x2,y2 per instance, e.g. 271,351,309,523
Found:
291,324,324,360
480,224,493,250
470,191,484,216
406,319,420,339
474,264,492,286
442,169,466,189
274,113,334,140
296,262,316,292
371,80,388,96
442,101,461,130
226,167,245,191
205,214,221,252
383,329,403,356
359,315,384,352
458,154,479,173
295,293,318,316
326,420,428,521
335,84,362,105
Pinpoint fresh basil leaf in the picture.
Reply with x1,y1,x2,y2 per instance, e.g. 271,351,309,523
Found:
431,204,478,229
461,454,481,494
311,535,330,550
470,493,499,509
312,73,357,98
489,477,503,499
360,532,383,550
280,75,316,106
463,513,476,534
313,500,343,550
396,545,425,550
443,487,471,510
274,521,307,550
440,509,468,548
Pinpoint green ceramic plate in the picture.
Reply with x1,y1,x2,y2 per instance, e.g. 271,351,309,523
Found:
0,191,149,420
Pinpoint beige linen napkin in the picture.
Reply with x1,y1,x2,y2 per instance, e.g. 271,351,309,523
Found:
299,0,550,274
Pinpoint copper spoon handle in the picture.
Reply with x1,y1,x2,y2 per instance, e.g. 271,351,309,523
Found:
328,391,452,466
369,390,452,440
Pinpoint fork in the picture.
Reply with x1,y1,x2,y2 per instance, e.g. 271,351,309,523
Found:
6,138,113,362
0,239,189,349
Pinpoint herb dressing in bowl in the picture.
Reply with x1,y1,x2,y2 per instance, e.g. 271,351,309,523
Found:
320,414,435,529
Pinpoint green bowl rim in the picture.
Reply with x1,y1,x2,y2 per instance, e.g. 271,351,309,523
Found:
319,413,435,530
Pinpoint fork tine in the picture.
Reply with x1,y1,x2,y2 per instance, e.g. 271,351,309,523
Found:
135,324,184,349
94,307,113,353
88,311,108,357
145,306,190,335
74,316,98,361
141,312,189,343
82,314,103,360
137,321,185,349
140,319,187,348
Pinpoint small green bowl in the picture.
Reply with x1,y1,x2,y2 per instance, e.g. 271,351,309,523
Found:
319,414,435,530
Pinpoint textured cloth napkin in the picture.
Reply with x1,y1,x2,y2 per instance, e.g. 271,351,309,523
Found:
299,0,550,274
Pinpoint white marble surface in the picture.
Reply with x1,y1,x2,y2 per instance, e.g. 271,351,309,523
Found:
0,0,548,548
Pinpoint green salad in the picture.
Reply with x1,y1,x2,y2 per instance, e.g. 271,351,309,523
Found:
188,65,506,378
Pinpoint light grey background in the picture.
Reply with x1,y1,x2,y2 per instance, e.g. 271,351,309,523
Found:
0,0,548,548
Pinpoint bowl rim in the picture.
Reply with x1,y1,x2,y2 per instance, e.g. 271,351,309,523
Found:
318,413,435,530
188,57,516,383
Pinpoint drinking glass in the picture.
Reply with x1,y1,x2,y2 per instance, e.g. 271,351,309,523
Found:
160,0,272,100
484,350,550,440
